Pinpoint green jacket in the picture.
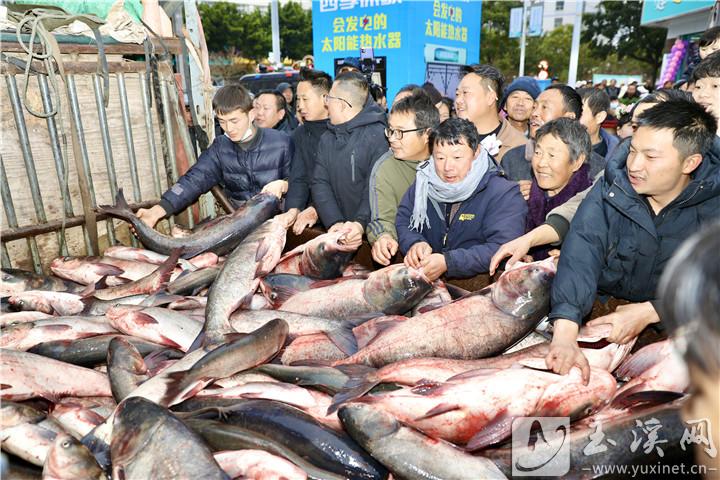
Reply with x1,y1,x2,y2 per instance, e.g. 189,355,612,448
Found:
366,150,425,243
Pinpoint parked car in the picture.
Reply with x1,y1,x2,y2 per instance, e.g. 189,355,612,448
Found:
238,71,300,95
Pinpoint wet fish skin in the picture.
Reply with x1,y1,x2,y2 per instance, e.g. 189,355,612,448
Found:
28,334,170,367
275,229,358,279
167,265,220,295
97,189,278,257
107,337,150,403
188,399,388,480
7,291,85,316
0,311,53,327
259,273,317,307
339,403,507,480
90,249,180,301
254,364,352,395
42,432,103,480
106,305,201,352
49,400,112,440
1,269,83,297
1,418,60,467
214,450,307,480
230,309,345,339
0,316,117,351
110,397,228,480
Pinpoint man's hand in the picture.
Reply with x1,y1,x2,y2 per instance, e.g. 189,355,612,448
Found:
586,302,659,345
261,180,288,199
545,319,590,384
330,221,363,248
404,242,432,269
489,233,534,275
371,234,399,266
518,180,533,201
292,207,317,235
420,253,447,281
135,205,167,230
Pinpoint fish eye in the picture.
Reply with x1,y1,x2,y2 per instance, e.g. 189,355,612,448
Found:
61,440,71,448
270,293,277,300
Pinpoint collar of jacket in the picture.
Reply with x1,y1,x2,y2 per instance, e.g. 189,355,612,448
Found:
234,126,264,151
603,136,720,235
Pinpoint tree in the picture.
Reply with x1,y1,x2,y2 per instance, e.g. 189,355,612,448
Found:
197,2,245,53
480,1,522,79
582,0,667,84
280,2,313,60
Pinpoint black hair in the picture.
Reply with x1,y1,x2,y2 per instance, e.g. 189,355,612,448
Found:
617,112,633,128
369,83,386,102
256,89,287,111
544,84,583,119
391,93,440,133
212,84,254,114
421,82,443,105
535,118,592,165
699,26,720,48
299,67,332,93
636,98,717,159
692,51,720,81
439,97,455,116
628,88,692,118
577,87,610,116
460,64,505,108
429,117,480,153
334,71,369,108
658,221,720,374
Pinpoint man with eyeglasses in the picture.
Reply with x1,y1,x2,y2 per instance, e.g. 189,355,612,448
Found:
311,71,388,246
366,92,439,265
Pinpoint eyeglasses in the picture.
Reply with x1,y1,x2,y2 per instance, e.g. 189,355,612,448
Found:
324,94,352,108
384,126,425,140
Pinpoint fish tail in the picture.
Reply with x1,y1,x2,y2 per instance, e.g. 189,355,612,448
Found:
96,189,133,220
159,370,191,406
154,249,183,292
327,364,379,414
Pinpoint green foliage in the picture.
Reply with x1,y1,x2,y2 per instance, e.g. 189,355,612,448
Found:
582,0,667,83
480,1,522,77
198,1,312,60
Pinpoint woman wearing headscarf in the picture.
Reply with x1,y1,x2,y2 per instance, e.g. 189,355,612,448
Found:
395,117,527,280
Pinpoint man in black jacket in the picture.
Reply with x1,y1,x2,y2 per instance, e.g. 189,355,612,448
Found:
311,71,388,245
544,98,719,383
282,68,332,234
136,84,293,228
254,90,298,134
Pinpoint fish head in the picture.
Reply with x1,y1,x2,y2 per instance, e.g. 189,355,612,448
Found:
1,269,32,296
105,305,144,323
364,265,433,314
0,401,45,428
492,258,556,319
337,403,400,445
301,231,357,279
43,432,102,480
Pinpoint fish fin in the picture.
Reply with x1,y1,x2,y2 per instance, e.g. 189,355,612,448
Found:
131,312,159,326
255,239,270,263
276,247,303,265
159,370,191,405
415,304,444,314
612,390,685,409
96,188,132,219
142,292,182,307
155,249,183,290
446,368,503,382
465,411,513,451
354,315,403,350
186,331,206,353
615,349,656,380
289,359,334,367
415,403,461,421
327,366,379,414
79,296,96,314
325,323,359,356
445,283,471,299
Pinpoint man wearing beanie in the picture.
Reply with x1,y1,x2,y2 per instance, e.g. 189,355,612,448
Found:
502,76,540,137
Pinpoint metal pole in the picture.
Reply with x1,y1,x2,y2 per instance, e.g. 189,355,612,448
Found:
117,73,142,203
270,0,281,65
567,0,584,86
1,243,11,269
92,73,118,247
519,0,529,77
1,156,42,273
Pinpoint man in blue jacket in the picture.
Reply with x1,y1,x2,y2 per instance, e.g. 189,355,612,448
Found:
136,84,293,228
311,71,388,246
545,98,719,383
396,118,527,280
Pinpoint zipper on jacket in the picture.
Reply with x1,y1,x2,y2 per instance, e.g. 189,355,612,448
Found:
351,151,356,182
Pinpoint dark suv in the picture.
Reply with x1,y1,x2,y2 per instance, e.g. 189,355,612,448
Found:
238,71,300,95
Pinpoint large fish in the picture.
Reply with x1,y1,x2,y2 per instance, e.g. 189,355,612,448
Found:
273,229,359,279
255,364,354,395
28,334,171,367
186,399,387,480
230,309,346,339
203,217,290,346
278,264,432,323
0,310,53,327
0,349,112,401
49,400,113,440
331,322,635,409
98,189,278,257
89,249,180,301
258,273,318,307
351,365,616,450
106,305,201,352
333,258,556,367
1,269,84,297
50,256,158,286
107,336,151,403
7,291,86,316
42,432,104,480
104,245,217,270
0,316,117,351
339,403,507,480
167,265,220,295
110,397,228,480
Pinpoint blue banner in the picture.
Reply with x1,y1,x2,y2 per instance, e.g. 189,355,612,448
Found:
312,0,481,102
641,0,714,25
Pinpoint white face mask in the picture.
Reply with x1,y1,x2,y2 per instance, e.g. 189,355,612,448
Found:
610,101,619,110
226,125,254,142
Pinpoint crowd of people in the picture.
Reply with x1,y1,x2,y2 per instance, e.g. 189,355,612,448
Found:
134,31,720,460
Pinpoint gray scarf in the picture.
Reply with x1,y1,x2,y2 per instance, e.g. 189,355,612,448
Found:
409,149,491,232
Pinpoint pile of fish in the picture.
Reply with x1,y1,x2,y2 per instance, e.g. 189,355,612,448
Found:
1,192,695,479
